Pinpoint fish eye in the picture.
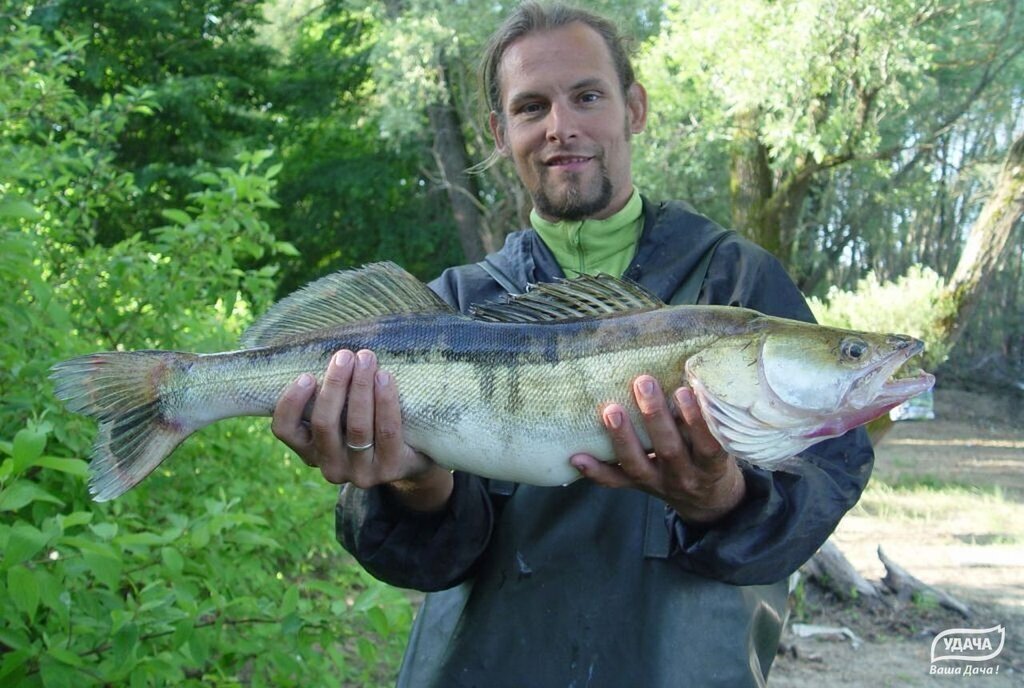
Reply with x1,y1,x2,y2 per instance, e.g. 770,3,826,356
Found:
841,338,869,361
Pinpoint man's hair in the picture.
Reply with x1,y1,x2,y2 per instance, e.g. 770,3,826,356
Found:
480,2,636,120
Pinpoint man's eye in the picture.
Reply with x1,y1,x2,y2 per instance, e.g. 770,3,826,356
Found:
580,92,601,103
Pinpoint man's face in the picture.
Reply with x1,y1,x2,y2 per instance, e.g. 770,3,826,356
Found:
490,22,648,222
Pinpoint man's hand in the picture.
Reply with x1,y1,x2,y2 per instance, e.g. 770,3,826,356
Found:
272,348,453,512
570,375,746,524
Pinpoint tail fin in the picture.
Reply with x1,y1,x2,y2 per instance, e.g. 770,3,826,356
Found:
50,351,193,501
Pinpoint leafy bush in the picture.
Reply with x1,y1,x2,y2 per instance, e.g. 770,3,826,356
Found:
1,19,411,686
807,265,955,370
2,190,413,688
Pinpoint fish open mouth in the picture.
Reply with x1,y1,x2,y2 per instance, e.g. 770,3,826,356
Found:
793,336,936,443
850,337,935,411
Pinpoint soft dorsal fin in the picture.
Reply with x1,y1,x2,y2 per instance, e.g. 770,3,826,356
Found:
241,262,454,348
470,273,664,323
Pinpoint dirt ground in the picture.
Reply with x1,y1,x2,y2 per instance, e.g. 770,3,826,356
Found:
770,386,1024,687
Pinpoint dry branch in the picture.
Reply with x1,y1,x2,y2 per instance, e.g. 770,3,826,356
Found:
802,540,884,604
878,546,972,619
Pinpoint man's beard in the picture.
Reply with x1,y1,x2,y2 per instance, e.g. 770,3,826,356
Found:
532,162,613,222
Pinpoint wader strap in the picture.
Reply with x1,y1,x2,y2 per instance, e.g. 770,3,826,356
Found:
645,229,731,558
477,256,526,296
668,230,733,306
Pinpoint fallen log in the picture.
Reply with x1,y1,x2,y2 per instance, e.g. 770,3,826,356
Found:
801,540,884,604
878,546,972,618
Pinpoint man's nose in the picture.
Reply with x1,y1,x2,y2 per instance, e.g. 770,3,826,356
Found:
546,101,578,142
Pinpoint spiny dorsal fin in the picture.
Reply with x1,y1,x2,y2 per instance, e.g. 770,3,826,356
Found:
470,273,664,324
241,262,454,348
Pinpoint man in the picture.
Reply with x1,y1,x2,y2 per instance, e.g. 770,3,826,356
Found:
272,3,874,686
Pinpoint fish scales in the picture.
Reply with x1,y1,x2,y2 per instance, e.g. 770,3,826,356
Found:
180,307,726,415
207,312,689,399
151,311,723,486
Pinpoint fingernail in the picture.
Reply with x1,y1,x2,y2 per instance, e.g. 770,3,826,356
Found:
604,409,623,429
376,371,391,387
356,350,374,368
676,387,695,407
333,350,353,367
637,378,655,397
297,373,314,388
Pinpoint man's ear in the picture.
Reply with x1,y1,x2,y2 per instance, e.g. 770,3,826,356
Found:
489,111,509,155
627,82,648,134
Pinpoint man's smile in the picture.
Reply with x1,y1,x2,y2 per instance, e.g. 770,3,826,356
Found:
543,154,595,171
540,154,598,177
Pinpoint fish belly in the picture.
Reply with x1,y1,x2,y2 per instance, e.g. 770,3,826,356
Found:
391,343,686,485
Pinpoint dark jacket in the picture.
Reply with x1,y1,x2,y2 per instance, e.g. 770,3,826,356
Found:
337,200,874,687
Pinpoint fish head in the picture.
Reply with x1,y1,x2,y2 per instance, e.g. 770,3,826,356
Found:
760,325,933,417
683,317,935,466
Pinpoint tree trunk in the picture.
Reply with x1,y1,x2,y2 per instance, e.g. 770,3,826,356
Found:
729,109,777,255
939,131,1024,348
428,102,486,262
379,1,485,262
868,133,1024,444
729,109,816,268
878,546,971,618
428,80,486,263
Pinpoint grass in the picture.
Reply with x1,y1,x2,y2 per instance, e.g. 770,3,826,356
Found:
851,476,1024,544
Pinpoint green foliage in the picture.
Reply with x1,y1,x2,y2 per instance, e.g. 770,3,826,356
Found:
24,0,279,245
635,0,935,209
1,15,410,685
635,0,1024,297
808,265,956,369
1,215,409,687
789,575,809,621
911,590,941,612
0,419,412,686
54,149,291,351
265,3,462,292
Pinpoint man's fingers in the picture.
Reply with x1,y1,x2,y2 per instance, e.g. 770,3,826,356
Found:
270,348,434,492
633,376,685,459
310,350,355,479
570,454,632,488
673,387,726,465
674,387,702,426
345,350,377,456
599,403,657,482
373,371,404,472
272,373,317,458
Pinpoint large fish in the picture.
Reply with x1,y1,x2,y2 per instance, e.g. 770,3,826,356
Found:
51,262,934,501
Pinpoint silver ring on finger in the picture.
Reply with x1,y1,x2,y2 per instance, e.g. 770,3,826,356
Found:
345,439,375,453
